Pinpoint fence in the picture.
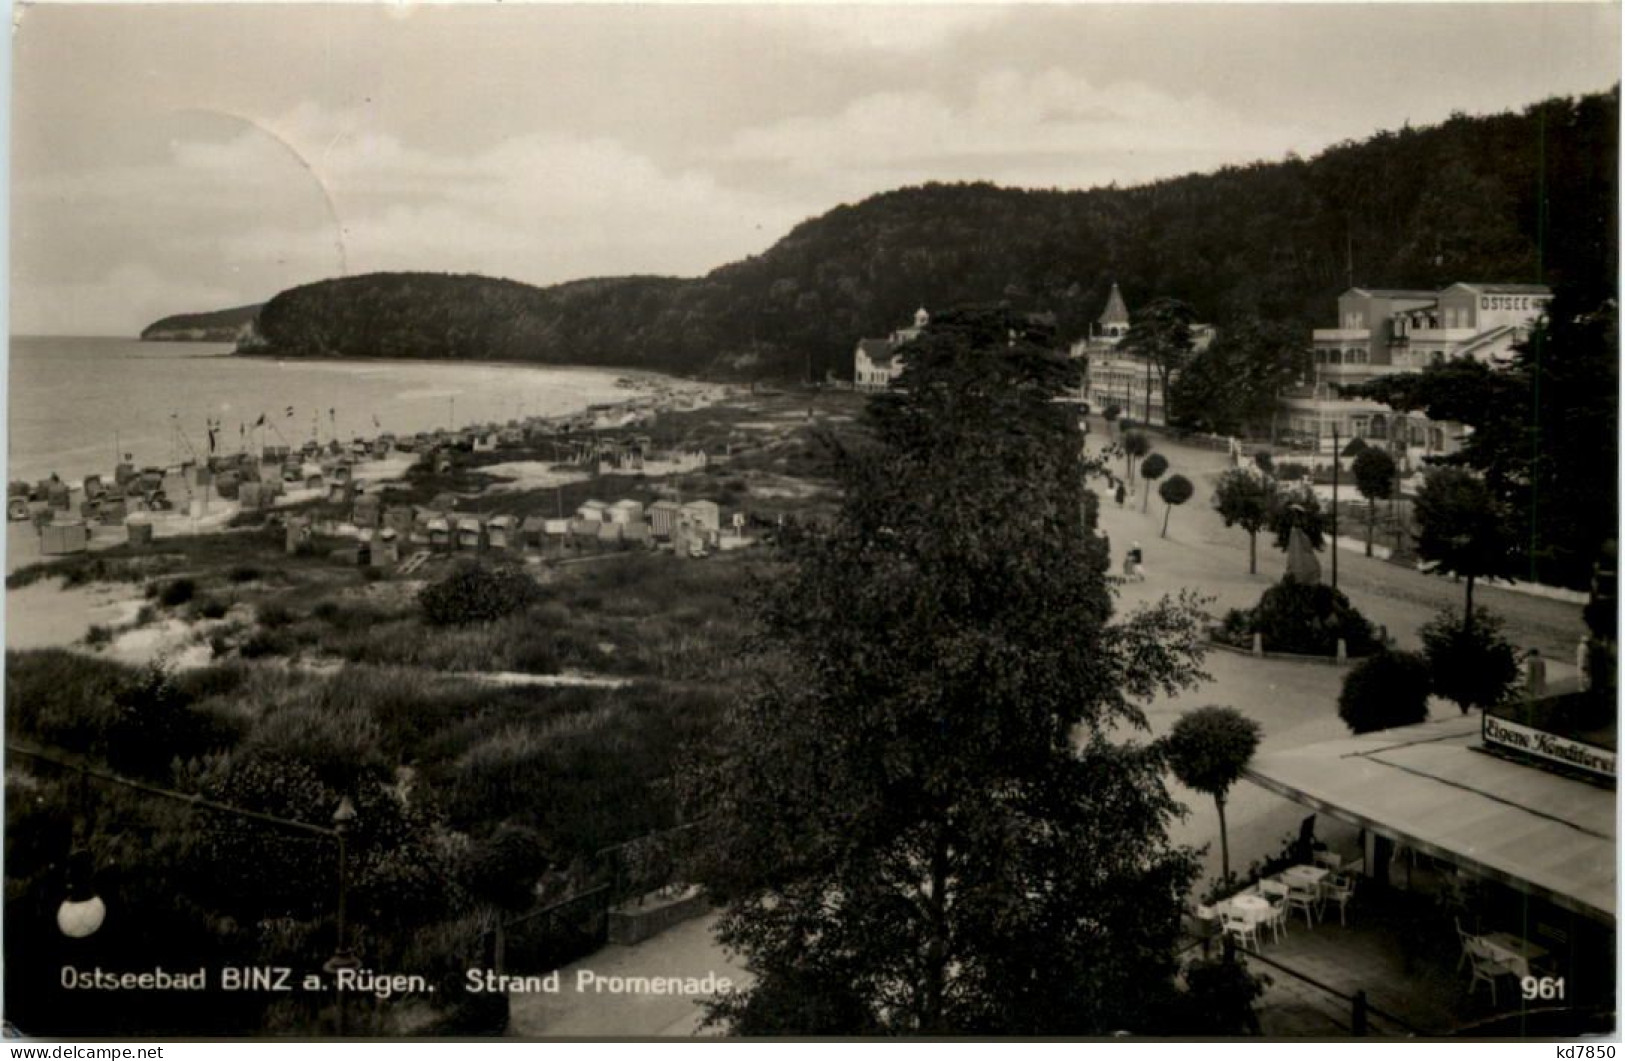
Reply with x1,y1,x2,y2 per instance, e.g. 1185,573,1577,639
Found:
497,884,613,976
494,822,704,975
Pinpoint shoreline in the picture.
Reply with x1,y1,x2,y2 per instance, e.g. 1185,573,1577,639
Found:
10,336,730,488
4,373,734,578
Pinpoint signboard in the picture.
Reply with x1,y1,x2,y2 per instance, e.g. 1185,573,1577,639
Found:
1483,714,1616,780
1479,295,1551,312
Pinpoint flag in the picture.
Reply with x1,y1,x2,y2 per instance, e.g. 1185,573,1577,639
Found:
372,414,381,429
254,414,266,428
285,406,295,418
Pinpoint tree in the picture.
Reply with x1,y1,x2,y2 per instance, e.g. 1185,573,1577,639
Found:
1159,474,1194,538
1351,448,1398,557
1213,468,1271,575
1117,297,1198,424
1351,290,1618,590
1266,482,1326,552
1103,403,1122,435
689,307,1213,1035
1419,607,1520,714
1141,453,1169,513
1163,706,1262,883
1412,467,1517,633
1165,318,1305,438
1123,430,1151,489
1337,651,1433,734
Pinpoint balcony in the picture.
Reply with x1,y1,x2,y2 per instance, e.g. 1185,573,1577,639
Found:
1313,328,1371,342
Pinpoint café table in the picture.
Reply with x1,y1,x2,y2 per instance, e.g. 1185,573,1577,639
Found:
1479,932,1550,980
1281,864,1329,892
1227,894,1274,922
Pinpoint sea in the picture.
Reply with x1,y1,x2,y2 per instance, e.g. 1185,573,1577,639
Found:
7,336,664,485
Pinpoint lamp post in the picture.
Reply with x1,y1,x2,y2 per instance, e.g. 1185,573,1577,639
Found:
9,742,359,1033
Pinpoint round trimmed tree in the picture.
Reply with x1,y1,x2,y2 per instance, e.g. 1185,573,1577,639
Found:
1123,431,1151,488
1140,453,1169,513
1164,706,1262,883
1337,650,1432,734
1159,474,1194,538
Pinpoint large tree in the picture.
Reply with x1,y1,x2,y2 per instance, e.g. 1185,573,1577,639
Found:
1351,448,1398,557
689,307,1211,1035
1117,297,1198,425
1213,468,1272,575
1412,466,1518,632
1166,318,1307,438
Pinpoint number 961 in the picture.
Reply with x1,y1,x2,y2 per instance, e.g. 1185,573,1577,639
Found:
1521,975,1566,1001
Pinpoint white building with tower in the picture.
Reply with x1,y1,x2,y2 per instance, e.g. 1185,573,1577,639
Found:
853,307,930,392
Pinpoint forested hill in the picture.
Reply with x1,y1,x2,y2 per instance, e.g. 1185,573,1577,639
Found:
142,303,263,341
240,89,1616,380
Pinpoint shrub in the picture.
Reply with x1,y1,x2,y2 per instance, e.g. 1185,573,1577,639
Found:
258,602,296,628
195,598,230,621
1338,650,1432,734
1174,956,1270,1035
227,565,263,584
1273,461,1311,482
419,562,545,626
1227,576,1379,657
158,578,196,608
1419,607,1520,714
85,624,114,647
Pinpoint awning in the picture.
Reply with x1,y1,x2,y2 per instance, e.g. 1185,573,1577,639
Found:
1244,715,1615,924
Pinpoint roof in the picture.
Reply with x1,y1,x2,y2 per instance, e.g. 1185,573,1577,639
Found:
1244,714,1615,923
856,338,893,360
1098,283,1130,327
1346,288,1439,300
1448,282,1553,296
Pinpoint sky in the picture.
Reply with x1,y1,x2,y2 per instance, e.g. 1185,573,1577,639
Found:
11,2,1620,336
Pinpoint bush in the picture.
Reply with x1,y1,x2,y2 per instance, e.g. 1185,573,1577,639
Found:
1419,607,1520,714
158,578,196,607
85,624,114,647
1173,956,1270,1036
1273,461,1311,482
227,565,263,584
194,598,230,621
419,562,545,626
258,602,296,628
1338,650,1432,734
1224,576,1379,657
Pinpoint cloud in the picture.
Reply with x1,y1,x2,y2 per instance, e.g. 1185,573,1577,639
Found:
14,262,247,337
14,103,809,333
746,5,1013,55
723,68,1330,196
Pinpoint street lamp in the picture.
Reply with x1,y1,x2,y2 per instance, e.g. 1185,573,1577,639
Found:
56,850,106,939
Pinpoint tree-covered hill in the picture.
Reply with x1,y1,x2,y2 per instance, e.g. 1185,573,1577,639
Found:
238,89,1616,380
141,302,263,341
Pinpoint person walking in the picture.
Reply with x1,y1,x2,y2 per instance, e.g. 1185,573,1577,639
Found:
1115,482,1126,508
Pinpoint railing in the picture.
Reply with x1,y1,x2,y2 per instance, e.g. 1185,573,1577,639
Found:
1238,946,1426,1036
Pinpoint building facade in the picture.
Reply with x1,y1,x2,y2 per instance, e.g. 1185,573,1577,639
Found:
853,307,930,392
1070,283,1214,425
1279,283,1551,462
